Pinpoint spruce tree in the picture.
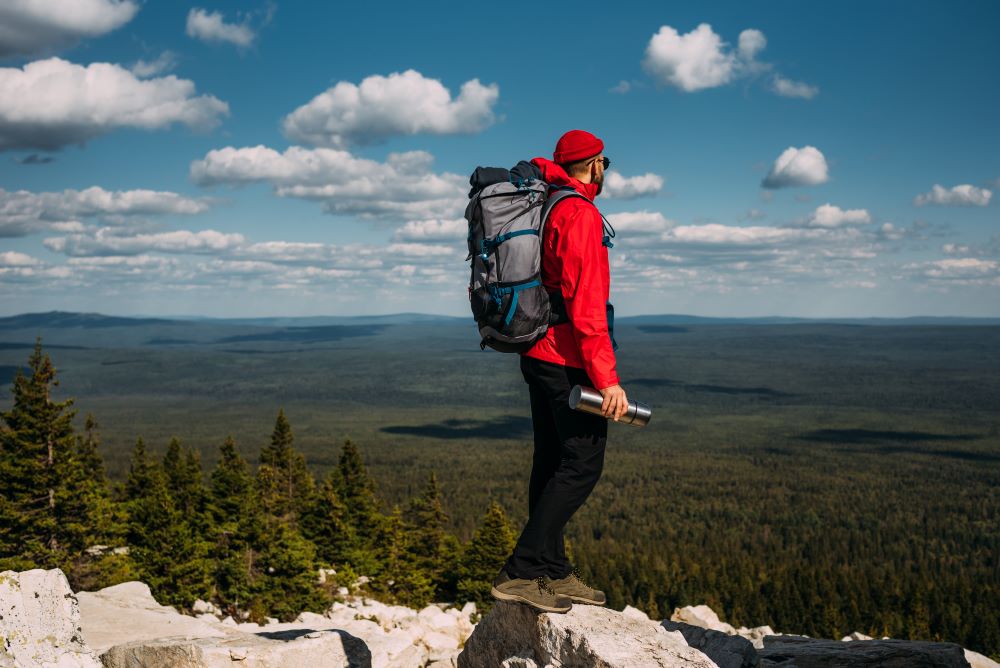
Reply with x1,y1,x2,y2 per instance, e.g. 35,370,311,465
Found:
258,409,313,520
457,501,516,608
0,339,90,572
125,438,212,608
369,506,434,608
300,474,353,568
209,436,258,616
404,472,460,600
333,439,384,576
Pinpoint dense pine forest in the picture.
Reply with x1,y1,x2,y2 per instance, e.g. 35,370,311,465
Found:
1,316,998,659
0,341,515,620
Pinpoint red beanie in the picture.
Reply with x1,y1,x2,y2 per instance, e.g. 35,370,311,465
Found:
553,129,604,164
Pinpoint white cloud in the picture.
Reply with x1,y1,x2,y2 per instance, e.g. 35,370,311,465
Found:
191,145,466,220
663,223,828,246
806,204,871,227
282,70,499,147
0,58,228,151
642,23,816,99
602,172,664,199
393,218,466,242
130,51,177,77
607,211,674,234
44,228,244,256
914,184,992,207
771,74,819,99
0,0,138,58
737,29,766,60
0,186,209,237
609,80,631,94
643,23,739,92
0,251,40,266
906,257,1000,285
762,146,829,189
186,8,255,47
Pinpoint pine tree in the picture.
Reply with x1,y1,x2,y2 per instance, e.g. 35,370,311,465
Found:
125,438,212,608
404,472,460,600
163,437,210,533
257,409,314,520
209,436,259,616
248,519,329,621
300,474,353,568
333,439,384,577
456,501,516,608
0,339,90,572
369,506,434,607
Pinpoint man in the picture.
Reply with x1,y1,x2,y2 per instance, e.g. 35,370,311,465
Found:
491,130,628,613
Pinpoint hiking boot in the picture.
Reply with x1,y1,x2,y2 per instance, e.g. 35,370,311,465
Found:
547,569,606,605
491,570,572,613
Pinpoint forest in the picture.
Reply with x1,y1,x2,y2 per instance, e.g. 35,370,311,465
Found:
0,313,997,658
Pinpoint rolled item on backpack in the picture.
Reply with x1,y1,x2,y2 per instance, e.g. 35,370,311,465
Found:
568,385,652,427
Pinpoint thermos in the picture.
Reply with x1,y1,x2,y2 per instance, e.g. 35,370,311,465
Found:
568,385,652,427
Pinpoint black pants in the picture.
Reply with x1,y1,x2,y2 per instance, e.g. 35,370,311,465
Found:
504,356,608,580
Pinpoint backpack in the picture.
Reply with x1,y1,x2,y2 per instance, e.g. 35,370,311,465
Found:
465,162,584,352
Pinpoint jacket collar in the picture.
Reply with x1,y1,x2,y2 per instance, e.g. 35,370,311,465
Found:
530,157,599,201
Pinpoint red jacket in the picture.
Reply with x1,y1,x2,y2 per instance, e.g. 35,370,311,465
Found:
522,157,619,390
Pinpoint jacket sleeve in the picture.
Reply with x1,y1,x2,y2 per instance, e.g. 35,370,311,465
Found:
554,200,620,389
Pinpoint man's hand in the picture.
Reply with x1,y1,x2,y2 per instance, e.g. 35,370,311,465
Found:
598,384,628,421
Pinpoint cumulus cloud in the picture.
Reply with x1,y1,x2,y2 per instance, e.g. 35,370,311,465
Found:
44,228,244,256
282,70,499,147
906,257,1000,286
0,186,210,237
0,0,137,58
804,204,871,227
771,74,819,99
762,146,829,189
642,23,817,98
191,145,466,219
392,218,466,242
602,172,664,199
607,211,674,234
186,8,255,47
609,80,631,94
0,250,40,266
0,58,228,151
914,184,992,207
131,51,177,77
643,23,740,91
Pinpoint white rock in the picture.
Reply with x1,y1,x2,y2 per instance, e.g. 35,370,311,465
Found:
191,599,215,615
622,604,651,621
0,569,101,668
841,631,874,641
460,601,477,619
966,649,1000,668
737,624,775,649
459,600,718,667
220,616,236,627
671,604,736,634
295,611,329,625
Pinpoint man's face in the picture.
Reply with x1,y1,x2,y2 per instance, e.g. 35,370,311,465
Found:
593,154,605,196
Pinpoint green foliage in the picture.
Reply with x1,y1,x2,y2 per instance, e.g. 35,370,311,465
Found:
404,473,460,601
257,409,313,520
456,501,515,609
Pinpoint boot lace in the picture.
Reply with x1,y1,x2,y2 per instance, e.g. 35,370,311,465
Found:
570,568,592,588
534,576,556,596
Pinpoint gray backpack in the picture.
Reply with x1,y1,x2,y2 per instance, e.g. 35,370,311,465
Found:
466,167,583,352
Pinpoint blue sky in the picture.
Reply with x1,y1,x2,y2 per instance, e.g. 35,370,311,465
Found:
0,0,998,317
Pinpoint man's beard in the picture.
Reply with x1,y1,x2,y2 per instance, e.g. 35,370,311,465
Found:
594,172,604,196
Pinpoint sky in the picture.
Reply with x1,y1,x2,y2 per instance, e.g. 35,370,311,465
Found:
0,0,998,318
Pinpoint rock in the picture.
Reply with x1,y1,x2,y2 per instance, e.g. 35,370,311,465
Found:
99,630,352,668
191,599,218,615
965,649,1000,668
738,626,776,649
0,569,101,668
423,629,460,662
672,604,737,634
662,620,759,668
458,601,718,667
758,635,971,667
622,605,651,621
842,631,875,641
460,601,477,619
76,581,228,653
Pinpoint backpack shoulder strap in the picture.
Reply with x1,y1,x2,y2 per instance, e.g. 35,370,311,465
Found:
541,187,590,229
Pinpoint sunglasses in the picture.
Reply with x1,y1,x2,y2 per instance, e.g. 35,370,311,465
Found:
591,156,611,170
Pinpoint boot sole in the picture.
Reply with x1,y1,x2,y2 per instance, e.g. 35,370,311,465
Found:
490,586,572,613
566,595,607,606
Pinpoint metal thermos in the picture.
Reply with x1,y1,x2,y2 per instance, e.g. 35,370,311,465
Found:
568,385,652,427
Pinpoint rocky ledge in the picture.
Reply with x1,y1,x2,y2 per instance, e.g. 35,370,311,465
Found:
2,568,997,668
